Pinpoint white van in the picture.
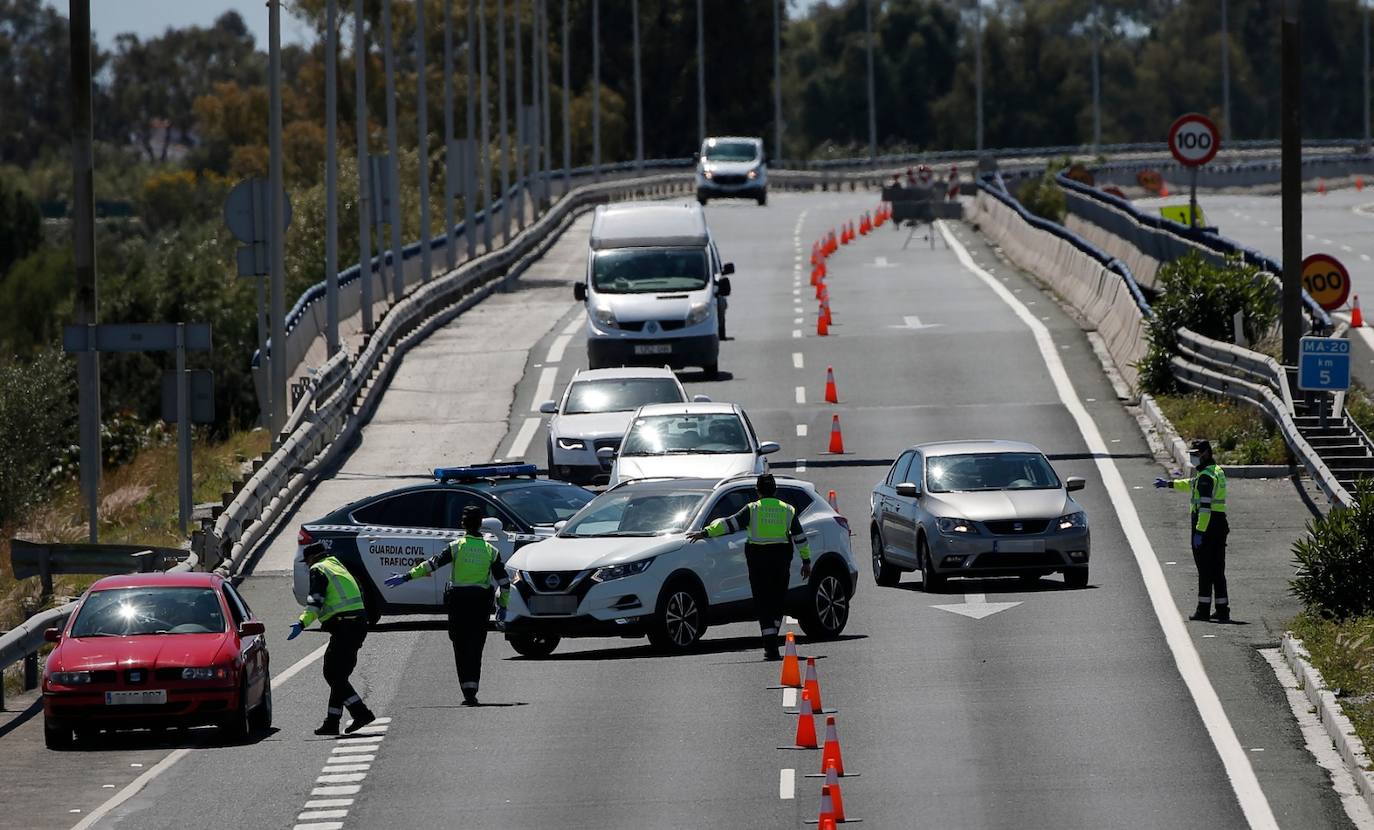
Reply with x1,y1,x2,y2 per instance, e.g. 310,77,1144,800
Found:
695,136,767,205
574,202,733,378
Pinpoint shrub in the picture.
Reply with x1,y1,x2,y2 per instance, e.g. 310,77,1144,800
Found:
1015,172,1066,223
0,350,76,524
1138,252,1279,394
1292,481,1374,620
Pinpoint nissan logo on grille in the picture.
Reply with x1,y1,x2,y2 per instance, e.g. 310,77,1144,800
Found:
1013,522,1023,532
544,574,562,590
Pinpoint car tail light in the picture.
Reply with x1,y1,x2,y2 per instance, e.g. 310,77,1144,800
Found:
298,528,314,546
833,516,851,535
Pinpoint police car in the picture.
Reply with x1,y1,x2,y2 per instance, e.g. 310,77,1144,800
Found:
292,464,594,623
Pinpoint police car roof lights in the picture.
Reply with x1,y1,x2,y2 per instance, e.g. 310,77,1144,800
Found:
433,463,539,483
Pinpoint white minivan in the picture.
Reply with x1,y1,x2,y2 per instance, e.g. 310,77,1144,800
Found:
574,202,733,379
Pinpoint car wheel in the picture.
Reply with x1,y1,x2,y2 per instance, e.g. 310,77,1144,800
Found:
871,528,900,587
249,674,273,733
220,679,253,742
919,535,946,593
647,581,706,653
697,195,708,206
507,633,561,658
545,439,558,480
800,565,851,640
756,192,767,206
44,719,74,750
1064,567,1089,589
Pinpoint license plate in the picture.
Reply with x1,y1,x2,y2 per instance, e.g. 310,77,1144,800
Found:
633,344,673,355
993,539,1046,553
528,595,579,616
106,690,167,706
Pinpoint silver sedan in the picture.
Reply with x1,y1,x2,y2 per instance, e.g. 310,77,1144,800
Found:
869,440,1090,591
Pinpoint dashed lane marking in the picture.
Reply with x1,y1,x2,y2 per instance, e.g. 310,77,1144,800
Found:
545,334,573,364
779,768,796,800
793,352,804,369
561,315,583,336
304,799,354,809
795,386,806,405
796,458,807,473
782,687,797,708
531,367,558,411
793,329,802,339
796,425,807,437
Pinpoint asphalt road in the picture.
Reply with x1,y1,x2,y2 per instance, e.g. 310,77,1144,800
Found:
0,192,1360,830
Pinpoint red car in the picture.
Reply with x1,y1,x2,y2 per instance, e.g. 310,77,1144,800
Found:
42,572,271,749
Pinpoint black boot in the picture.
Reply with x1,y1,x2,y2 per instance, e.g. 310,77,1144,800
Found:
461,690,480,706
343,703,376,734
763,632,781,661
313,717,341,737
1188,603,1211,621
1212,605,1231,623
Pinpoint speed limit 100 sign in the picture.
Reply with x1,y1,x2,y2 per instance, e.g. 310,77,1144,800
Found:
1301,253,1352,311
1168,113,1220,167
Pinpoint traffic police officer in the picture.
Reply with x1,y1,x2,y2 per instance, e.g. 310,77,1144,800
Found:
687,474,811,660
288,542,377,735
1155,439,1230,622
385,506,510,706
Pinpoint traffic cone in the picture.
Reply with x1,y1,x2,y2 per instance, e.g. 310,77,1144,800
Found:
820,715,846,776
827,415,845,454
1353,295,1364,328
818,785,837,825
815,279,826,300
1319,178,1327,195
780,631,802,688
1159,181,1169,197
827,489,840,512
819,817,838,830
1359,175,1366,191
802,656,824,712
824,767,848,821
824,366,839,404
821,301,832,327
817,314,829,336
791,692,819,749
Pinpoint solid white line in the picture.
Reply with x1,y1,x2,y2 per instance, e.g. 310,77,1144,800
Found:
793,352,804,369
779,768,796,800
796,425,808,437
782,687,797,708
545,334,573,364
938,220,1278,829
317,773,367,784
275,642,331,685
531,366,558,411
310,785,362,797
507,417,542,459
795,386,806,404
327,754,375,764
562,315,584,336
298,810,350,821
303,799,354,809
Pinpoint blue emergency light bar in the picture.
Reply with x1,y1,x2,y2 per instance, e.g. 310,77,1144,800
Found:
433,463,539,483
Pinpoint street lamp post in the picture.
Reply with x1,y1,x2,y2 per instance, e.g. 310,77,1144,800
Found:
974,0,983,152
696,0,705,142
865,0,876,161
496,0,510,243
416,0,432,283
353,0,374,332
381,0,405,303
773,0,782,162
268,0,287,434
1091,0,1101,150
1222,0,1232,142
325,0,339,356
592,0,601,178
633,0,643,169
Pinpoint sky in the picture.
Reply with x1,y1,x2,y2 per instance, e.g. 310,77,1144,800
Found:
43,1,315,48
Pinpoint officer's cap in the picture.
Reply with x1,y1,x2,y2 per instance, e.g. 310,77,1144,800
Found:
755,473,777,492
1189,439,1213,455
462,505,484,525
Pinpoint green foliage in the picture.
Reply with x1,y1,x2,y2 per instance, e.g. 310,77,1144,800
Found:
1152,393,1288,465
0,246,74,356
1292,482,1374,621
1344,380,1374,438
0,350,76,524
1139,253,1278,394
1015,173,1067,223
0,178,43,275
1289,612,1374,750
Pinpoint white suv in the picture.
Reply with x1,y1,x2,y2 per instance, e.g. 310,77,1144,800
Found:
502,475,859,656
603,401,779,486
539,367,709,485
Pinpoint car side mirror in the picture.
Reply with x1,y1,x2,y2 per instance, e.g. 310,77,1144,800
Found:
596,446,617,461
554,520,568,533
43,627,61,643
691,394,712,403
480,516,505,538
538,400,558,414
716,277,731,297
721,262,735,276
758,441,780,455
238,621,266,637
895,482,920,498
573,282,587,302
1065,476,1086,492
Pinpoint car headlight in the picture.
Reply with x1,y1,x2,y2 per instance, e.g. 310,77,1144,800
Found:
747,169,758,180
685,301,710,326
557,437,587,451
936,517,977,535
181,666,232,681
703,170,714,180
49,671,92,685
590,558,654,583
592,305,618,329
1057,511,1087,531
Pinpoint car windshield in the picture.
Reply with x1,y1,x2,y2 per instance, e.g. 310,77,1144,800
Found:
564,378,684,414
70,587,226,637
620,413,751,455
560,489,706,537
497,483,595,526
703,140,758,162
592,248,709,294
925,452,1062,493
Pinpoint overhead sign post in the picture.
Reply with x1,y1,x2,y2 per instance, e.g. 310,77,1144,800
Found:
1300,253,1352,312
1168,112,1220,229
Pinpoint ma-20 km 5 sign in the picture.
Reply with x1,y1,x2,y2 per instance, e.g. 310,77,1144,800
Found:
1168,113,1220,167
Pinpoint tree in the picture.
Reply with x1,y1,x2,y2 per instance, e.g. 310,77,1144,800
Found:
0,178,42,275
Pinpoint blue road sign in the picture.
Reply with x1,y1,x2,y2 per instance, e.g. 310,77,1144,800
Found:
1298,336,1351,392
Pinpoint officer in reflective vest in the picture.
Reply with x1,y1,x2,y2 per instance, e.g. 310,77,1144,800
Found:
288,543,376,735
1155,439,1230,622
687,474,811,660
385,506,510,706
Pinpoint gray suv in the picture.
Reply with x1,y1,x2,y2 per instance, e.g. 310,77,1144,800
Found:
869,440,1090,591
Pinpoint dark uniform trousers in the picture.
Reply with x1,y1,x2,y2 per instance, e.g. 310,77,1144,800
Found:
446,585,494,690
1192,513,1230,607
745,541,792,646
322,613,369,712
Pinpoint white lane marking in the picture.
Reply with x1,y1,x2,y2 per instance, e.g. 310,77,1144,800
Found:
782,687,797,708
327,754,375,764
931,592,1021,619
507,417,542,459
294,823,344,830
938,220,1278,829
317,773,367,784
795,386,806,405
1322,238,1334,245
311,785,361,797
796,424,808,437
793,352,804,369
1341,245,1354,253
796,458,807,473
531,366,558,411
331,743,379,754
545,334,573,364
299,810,350,821
779,768,796,800
794,317,803,325
336,734,385,745
321,764,371,774
1307,234,1317,241
562,315,584,335
304,799,354,809
1362,254,1371,262
793,329,802,339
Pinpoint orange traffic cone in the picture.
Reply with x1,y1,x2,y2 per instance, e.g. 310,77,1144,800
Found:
821,301,832,327
815,279,826,300
1353,295,1364,328
1319,178,1327,195
823,767,848,821
1358,175,1366,191
1159,181,1170,197
827,415,845,454
789,692,819,749
827,489,840,512
824,366,839,403
817,314,829,336
820,715,846,776
817,784,837,825
819,817,838,830
802,656,824,712
780,631,802,688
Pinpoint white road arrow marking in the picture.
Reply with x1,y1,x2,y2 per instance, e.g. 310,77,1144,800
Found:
931,592,1021,620
890,314,942,330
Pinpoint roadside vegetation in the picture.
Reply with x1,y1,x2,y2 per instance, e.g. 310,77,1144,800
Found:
1152,394,1287,466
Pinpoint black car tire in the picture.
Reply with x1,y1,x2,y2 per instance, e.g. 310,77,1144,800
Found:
220,678,253,742
871,528,900,587
44,720,73,750
647,581,707,653
919,535,946,593
756,192,767,206
249,674,273,733
546,439,558,480
697,195,708,206
1064,567,1089,589
799,564,851,640
508,633,561,658
703,362,720,380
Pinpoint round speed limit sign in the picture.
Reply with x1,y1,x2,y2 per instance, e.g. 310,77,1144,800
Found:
1301,253,1352,311
1168,113,1220,167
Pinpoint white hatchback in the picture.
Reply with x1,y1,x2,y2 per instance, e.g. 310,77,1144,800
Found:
603,402,779,486
501,475,859,657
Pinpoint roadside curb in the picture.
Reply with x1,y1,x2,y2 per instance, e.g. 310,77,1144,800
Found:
1281,632,1374,815
1139,392,1296,479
